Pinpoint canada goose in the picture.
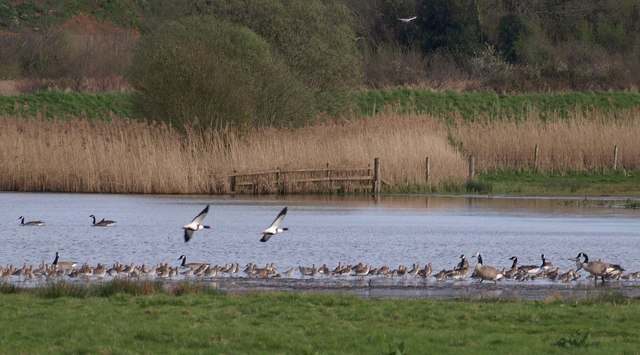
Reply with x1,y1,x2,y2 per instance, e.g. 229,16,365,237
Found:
454,255,470,271
260,207,288,242
19,216,44,226
574,252,625,283
449,267,472,281
541,254,553,271
517,256,542,275
472,252,504,284
503,256,519,279
89,215,116,227
398,16,417,23
183,205,211,242
51,252,77,270
177,255,208,270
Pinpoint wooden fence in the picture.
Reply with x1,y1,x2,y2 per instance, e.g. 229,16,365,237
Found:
228,158,386,194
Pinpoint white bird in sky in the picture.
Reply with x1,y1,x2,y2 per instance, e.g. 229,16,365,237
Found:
398,16,417,23
183,205,210,242
260,207,289,242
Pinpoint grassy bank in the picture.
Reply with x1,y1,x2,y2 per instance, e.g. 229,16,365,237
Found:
3,90,640,122
478,170,640,198
354,89,640,120
0,283,638,353
0,91,132,120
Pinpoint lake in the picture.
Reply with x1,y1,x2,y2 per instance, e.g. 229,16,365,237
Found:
2,192,639,275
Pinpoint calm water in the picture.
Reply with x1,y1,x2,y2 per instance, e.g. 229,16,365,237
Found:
2,192,639,273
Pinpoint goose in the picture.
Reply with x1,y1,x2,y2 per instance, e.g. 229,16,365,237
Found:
398,16,417,23
503,256,519,279
177,255,208,270
541,254,553,271
19,216,44,226
574,252,624,283
260,207,288,242
183,205,210,242
51,252,77,270
454,254,470,271
517,256,542,275
449,267,471,281
89,215,116,227
472,252,504,284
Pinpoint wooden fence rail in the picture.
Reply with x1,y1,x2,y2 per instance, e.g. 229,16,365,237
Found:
228,158,387,194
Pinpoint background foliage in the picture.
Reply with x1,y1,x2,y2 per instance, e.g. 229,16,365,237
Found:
2,0,640,129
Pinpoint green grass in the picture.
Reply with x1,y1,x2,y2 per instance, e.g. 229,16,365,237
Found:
479,170,640,197
3,90,640,123
0,284,639,353
0,91,133,120
353,89,640,121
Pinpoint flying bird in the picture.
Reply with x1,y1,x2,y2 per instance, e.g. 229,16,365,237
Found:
398,16,417,23
260,207,288,242
183,205,210,242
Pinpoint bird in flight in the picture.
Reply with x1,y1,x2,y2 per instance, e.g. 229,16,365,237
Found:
260,207,289,242
183,205,210,242
398,16,417,23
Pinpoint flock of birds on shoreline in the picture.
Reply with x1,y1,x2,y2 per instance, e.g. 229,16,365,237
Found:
12,205,637,285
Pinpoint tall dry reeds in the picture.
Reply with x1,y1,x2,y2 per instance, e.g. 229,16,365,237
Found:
450,110,640,172
0,114,467,193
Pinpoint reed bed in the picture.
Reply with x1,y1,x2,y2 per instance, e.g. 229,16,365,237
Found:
450,109,640,173
0,114,467,193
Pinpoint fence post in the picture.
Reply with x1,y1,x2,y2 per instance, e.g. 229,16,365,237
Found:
533,144,539,171
425,157,430,183
229,171,237,194
468,155,476,181
373,157,381,194
613,145,619,171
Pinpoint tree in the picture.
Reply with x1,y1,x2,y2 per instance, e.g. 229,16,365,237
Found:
129,16,314,131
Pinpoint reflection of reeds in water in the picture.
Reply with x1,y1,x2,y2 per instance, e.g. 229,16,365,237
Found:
0,114,467,193
450,110,640,172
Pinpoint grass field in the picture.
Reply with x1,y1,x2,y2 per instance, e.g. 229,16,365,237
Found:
354,89,640,120
0,282,638,354
3,90,640,122
0,91,132,120
479,170,640,197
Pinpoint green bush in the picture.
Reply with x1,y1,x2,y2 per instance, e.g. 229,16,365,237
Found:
129,16,314,130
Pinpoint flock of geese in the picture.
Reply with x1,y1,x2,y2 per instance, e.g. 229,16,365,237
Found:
12,205,636,285
1,251,635,286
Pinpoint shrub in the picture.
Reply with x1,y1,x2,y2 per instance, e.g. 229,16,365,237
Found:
130,16,314,130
